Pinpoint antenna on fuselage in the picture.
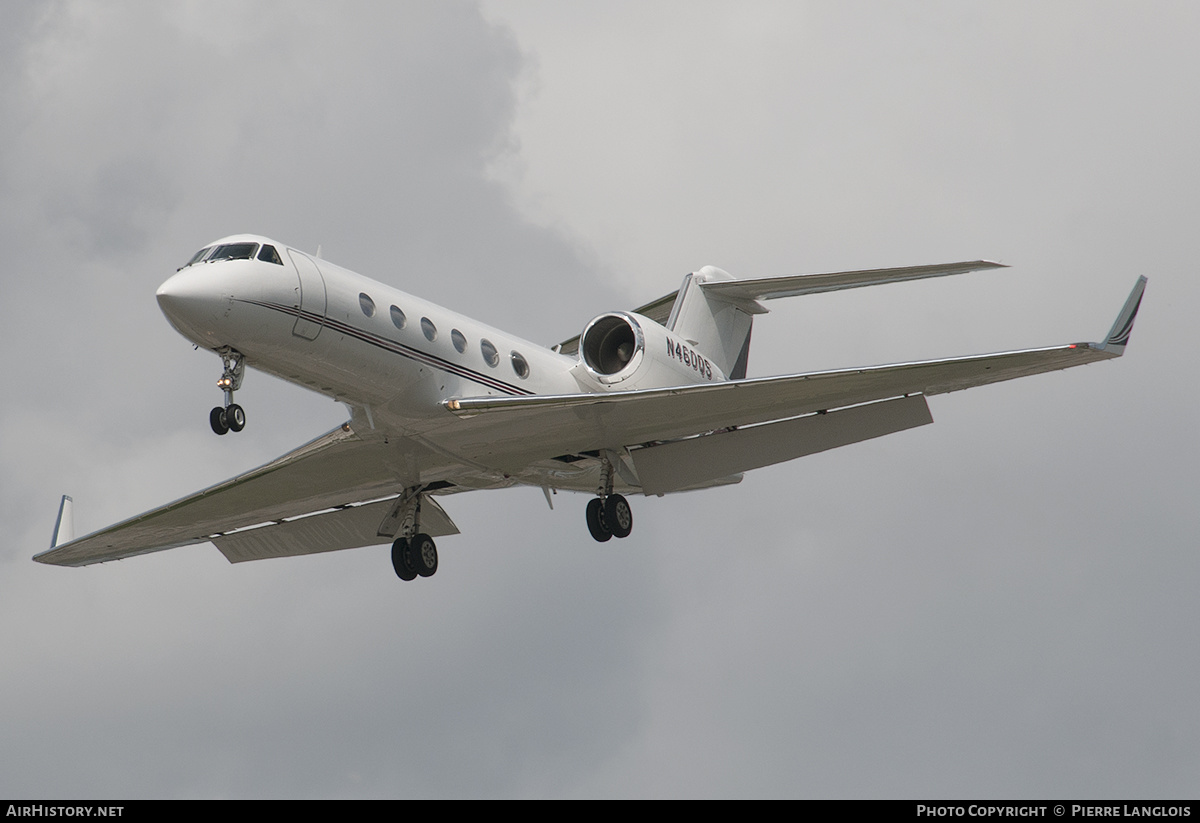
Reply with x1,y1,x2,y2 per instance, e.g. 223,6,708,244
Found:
315,245,323,259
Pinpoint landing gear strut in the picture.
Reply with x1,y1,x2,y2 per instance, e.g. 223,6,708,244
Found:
209,348,246,435
387,488,439,582
585,453,633,542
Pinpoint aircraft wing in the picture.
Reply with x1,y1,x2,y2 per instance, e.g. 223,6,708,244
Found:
34,422,458,568
447,277,1146,472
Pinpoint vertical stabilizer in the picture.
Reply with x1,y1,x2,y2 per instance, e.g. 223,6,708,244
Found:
667,266,766,379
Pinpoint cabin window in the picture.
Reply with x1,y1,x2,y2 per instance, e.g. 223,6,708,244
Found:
257,244,283,265
480,339,499,367
390,305,407,330
511,351,530,379
451,329,467,353
359,293,376,317
421,317,437,342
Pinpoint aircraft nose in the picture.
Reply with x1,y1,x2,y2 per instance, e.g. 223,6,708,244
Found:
157,269,208,318
156,269,230,347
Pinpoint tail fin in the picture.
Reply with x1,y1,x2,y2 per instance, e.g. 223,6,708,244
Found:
667,267,765,380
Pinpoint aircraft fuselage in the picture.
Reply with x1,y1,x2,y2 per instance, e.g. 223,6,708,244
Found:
157,236,588,431
154,233,725,498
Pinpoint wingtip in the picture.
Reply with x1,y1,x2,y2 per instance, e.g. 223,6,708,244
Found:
49,494,74,549
1100,276,1147,353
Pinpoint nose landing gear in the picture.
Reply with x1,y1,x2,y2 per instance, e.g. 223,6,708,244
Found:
209,348,247,436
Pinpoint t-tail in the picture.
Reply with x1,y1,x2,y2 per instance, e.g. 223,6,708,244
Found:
668,260,1010,381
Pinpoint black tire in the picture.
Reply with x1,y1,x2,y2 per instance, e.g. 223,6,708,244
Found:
586,498,612,542
226,403,246,432
604,493,633,538
391,537,418,581
210,406,229,435
411,533,438,577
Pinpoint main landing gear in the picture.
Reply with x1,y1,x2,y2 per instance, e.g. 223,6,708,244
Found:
585,452,633,542
391,533,439,581
387,488,439,582
586,494,633,542
209,348,246,436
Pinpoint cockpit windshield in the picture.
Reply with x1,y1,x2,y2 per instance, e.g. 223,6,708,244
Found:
208,243,259,261
184,246,213,268
181,241,283,269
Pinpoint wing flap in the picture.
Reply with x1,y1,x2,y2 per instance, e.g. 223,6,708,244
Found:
213,495,459,563
632,394,933,495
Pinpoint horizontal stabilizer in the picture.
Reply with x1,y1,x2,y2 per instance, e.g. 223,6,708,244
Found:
554,261,1004,355
700,260,1007,303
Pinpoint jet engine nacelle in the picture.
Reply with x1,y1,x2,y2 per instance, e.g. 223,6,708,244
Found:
574,311,727,391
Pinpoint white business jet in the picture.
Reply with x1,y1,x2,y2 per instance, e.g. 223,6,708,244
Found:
37,235,1146,581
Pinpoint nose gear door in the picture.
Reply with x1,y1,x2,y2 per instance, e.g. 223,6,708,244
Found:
286,249,327,340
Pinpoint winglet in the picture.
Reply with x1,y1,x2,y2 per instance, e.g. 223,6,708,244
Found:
1099,276,1147,353
50,495,74,549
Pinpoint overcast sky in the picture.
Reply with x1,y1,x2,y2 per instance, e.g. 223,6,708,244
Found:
2,0,1197,799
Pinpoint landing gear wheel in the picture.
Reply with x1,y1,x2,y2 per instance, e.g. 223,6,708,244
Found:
604,493,633,539
391,537,418,581
586,498,612,542
226,404,246,432
411,533,438,577
211,348,246,436
210,406,229,435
